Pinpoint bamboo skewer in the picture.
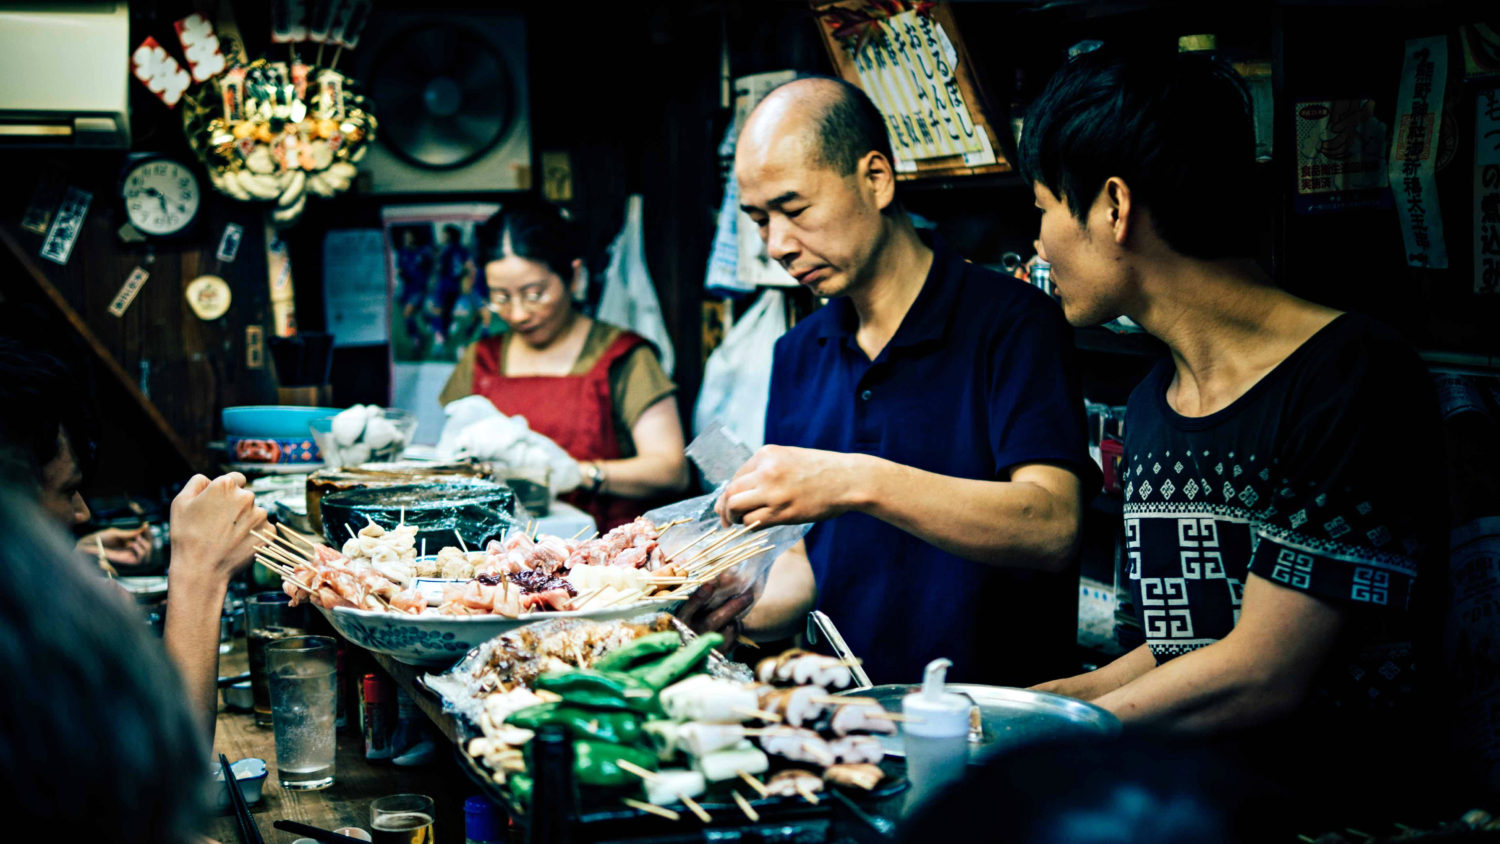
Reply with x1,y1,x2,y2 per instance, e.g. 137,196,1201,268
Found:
616,760,656,780
678,793,711,823
622,799,679,821
676,522,758,568
96,536,118,579
732,790,760,822
731,706,782,722
738,770,769,798
454,530,470,554
275,522,317,551
795,784,821,805
663,527,718,562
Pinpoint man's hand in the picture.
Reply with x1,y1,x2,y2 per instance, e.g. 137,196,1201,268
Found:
715,445,864,527
677,578,756,647
168,473,267,586
77,525,153,567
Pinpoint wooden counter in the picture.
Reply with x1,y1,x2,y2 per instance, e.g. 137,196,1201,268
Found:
205,645,481,843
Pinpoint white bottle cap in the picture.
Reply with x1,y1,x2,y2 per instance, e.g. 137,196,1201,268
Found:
900,658,971,738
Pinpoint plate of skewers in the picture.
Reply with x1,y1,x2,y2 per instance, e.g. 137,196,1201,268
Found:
253,510,789,666
435,613,908,835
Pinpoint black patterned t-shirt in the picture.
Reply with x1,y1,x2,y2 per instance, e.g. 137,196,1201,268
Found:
1122,313,1445,718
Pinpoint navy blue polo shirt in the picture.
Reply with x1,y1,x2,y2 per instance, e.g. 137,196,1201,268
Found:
764,234,1097,686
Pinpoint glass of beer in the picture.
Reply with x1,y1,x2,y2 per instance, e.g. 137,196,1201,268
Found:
268,635,338,790
371,793,436,843
246,591,306,727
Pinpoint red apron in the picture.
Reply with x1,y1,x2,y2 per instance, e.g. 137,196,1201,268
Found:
472,330,650,532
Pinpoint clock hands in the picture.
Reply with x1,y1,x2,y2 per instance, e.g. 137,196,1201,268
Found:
142,186,169,215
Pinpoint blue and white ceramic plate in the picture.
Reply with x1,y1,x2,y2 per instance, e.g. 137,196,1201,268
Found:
320,596,683,668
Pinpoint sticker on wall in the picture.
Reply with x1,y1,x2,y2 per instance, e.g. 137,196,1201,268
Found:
245,324,265,369
1293,99,1390,215
39,187,92,265
107,267,151,317
186,275,232,320
217,222,244,262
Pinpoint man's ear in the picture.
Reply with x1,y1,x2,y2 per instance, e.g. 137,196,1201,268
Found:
862,150,898,212
1101,176,1134,246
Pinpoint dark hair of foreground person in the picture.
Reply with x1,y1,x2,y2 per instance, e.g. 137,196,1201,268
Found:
0,489,206,843
899,734,1295,843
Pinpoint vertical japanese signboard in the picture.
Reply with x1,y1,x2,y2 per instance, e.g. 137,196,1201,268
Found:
1389,36,1449,269
1476,87,1500,294
814,1,1008,180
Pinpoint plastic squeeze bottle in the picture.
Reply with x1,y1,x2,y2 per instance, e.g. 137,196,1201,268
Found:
901,658,971,811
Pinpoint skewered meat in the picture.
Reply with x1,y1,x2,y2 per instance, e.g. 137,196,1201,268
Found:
766,769,824,798
759,686,827,727
824,763,884,791
758,727,835,766
828,735,885,765
828,703,898,736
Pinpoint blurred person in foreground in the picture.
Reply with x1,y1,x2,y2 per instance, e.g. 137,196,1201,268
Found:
0,339,267,736
0,487,208,843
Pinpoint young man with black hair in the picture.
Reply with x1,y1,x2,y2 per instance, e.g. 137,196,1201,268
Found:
686,77,1098,686
1022,45,1446,815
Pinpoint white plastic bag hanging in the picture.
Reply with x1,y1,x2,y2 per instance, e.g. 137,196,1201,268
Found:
597,194,675,376
693,289,787,450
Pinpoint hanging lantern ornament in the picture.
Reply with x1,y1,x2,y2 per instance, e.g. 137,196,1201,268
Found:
159,2,376,225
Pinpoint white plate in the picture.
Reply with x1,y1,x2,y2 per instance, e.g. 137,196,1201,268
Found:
225,462,324,476
321,596,684,667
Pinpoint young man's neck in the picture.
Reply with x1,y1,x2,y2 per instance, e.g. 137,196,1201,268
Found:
1127,253,1340,417
847,213,933,359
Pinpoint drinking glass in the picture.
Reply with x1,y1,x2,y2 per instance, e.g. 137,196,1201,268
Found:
370,793,436,844
268,635,338,790
246,591,306,726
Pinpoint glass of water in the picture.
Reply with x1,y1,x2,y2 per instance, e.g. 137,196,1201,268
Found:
267,635,338,790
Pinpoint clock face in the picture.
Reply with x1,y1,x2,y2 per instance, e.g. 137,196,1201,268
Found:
123,159,200,236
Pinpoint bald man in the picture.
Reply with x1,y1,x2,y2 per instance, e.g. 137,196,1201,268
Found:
691,78,1099,685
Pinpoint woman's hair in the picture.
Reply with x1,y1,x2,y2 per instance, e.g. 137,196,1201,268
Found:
475,198,582,281
0,489,207,843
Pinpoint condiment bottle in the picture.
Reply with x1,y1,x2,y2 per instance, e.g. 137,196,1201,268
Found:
465,795,505,844
526,725,576,844
900,658,971,811
361,672,393,760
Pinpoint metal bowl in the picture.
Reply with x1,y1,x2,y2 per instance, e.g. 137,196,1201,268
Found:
840,683,1120,764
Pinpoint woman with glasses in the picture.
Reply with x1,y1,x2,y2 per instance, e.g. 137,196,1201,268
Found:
438,200,689,531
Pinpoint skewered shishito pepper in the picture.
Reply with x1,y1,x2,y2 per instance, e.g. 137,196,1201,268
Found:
535,668,660,713
505,701,643,745
572,740,659,787
633,632,723,690
593,632,683,673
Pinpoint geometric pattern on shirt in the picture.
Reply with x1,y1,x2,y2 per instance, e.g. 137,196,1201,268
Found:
1123,450,1417,667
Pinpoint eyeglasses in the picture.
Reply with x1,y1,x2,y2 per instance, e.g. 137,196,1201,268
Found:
488,287,556,314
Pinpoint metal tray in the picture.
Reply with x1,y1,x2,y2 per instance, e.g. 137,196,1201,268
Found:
839,684,1121,765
